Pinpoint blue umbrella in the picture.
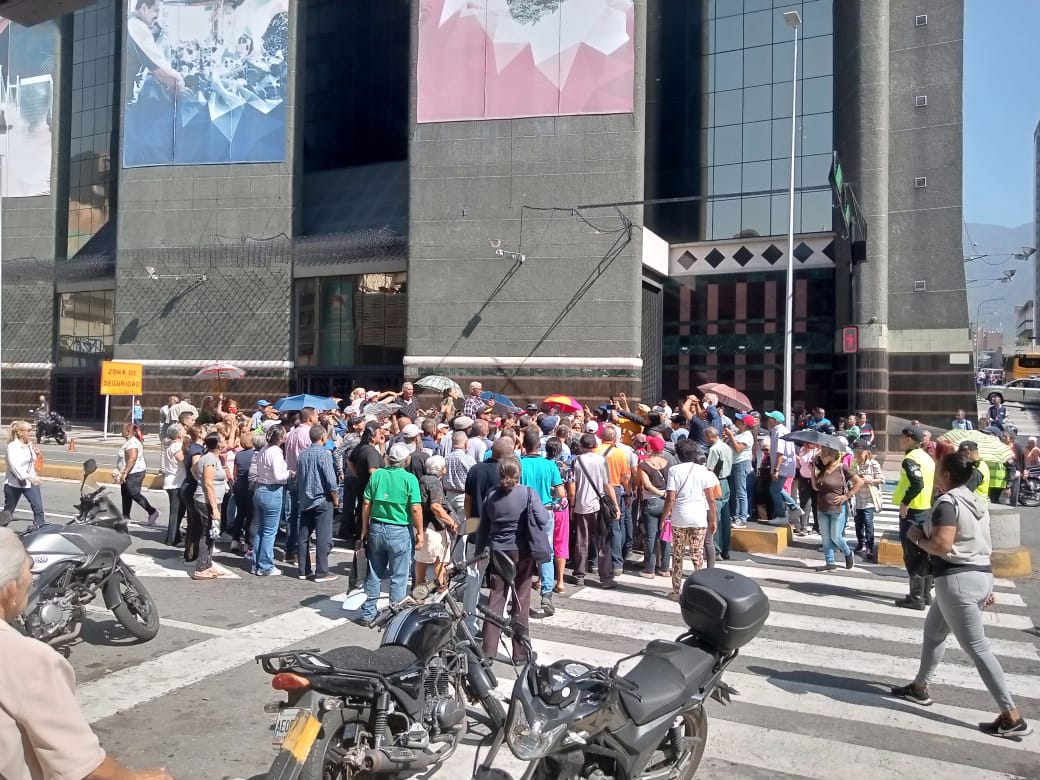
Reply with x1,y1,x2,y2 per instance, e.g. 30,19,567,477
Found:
273,394,339,412
480,390,519,412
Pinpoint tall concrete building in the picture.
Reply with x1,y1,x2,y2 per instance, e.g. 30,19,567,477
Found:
0,0,975,437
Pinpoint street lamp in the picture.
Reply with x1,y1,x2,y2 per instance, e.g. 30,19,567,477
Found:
782,9,801,426
973,298,1002,370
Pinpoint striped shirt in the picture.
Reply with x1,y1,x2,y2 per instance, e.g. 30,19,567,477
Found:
443,449,476,493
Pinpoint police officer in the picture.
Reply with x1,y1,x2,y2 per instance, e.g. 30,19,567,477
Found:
893,426,936,610
957,440,992,501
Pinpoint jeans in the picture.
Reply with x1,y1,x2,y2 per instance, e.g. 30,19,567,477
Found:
572,511,614,582
641,500,670,573
362,522,414,621
253,485,284,574
854,506,875,551
298,501,334,578
915,570,1016,712
713,479,732,556
539,509,556,595
284,478,300,559
769,474,798,518
121,472,156,519
3,484,44,528
231,485,253,543
819,507,851,564
610,487,628,570
730,460,752,520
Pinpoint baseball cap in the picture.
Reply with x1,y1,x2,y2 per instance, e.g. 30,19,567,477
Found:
526,403,539,413
401,423,421,439
646,435,665,452
852,439,873,451
387,443,411,464
958,439,979,452
437,422,450,431
632,433,648,446
901,426,924,443
453,415,473,430
256,400,270,407
585,421,599,433
740,414,756,427
765,411,785,423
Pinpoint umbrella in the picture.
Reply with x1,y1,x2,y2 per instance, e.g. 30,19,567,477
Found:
273,394,339,412
698,382,752,413
543,394,583,413
363,401,402,419
415,375,463,396
938,429,1014,463
192,362,246,380
481,390,519,413
782,429,845,451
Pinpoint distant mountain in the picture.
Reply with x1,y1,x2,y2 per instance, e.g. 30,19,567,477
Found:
963,221,1036,335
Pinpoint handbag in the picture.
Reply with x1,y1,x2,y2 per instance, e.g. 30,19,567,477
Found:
33,448,43,473
660,518,673,543
349,540,368,590
522,487,553,565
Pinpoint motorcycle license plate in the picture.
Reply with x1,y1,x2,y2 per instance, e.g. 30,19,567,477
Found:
271,708,303,749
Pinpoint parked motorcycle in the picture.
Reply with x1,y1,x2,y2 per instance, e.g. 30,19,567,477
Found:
30,408,68,445
257,550,504,779
13,458,160,649
1015,466,1040,507
474,552,770,780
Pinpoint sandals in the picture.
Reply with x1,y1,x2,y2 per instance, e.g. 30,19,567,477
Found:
553,584,567,594
192,565,235,580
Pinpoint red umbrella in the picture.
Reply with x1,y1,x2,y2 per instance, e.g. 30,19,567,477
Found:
699,382,752,413
543,394,582,413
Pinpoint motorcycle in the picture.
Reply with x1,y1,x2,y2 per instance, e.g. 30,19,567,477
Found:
14,458,160,649
1015,466,1040,507
473,552,770,780
31,408,68,445
257,550,505,779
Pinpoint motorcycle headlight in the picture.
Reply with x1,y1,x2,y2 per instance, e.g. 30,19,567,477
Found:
506,700,567,760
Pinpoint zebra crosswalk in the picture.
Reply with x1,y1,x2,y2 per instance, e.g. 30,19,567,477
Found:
441,506,1040,779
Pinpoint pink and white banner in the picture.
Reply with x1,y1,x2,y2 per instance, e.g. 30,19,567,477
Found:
417,0,635,123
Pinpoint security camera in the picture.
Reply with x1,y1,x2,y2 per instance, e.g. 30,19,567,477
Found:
868,316,878,324
495,249,504,256
145,266,158,279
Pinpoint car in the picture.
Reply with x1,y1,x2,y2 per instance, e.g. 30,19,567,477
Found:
986,379,1040,406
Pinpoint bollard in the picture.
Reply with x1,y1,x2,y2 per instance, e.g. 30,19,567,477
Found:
988,505,1033,579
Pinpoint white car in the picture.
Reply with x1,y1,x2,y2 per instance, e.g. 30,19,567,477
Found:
986,379,1040,406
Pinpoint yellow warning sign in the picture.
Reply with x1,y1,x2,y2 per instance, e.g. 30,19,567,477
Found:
100,361,143,396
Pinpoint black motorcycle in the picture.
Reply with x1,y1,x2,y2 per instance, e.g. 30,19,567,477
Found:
31,408,68,445
474,553,770,780
1015,465,1040,507
257,551,505,779
13,459,160,649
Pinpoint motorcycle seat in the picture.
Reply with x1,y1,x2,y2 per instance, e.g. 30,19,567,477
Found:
322,645,417,676
618,640,716,726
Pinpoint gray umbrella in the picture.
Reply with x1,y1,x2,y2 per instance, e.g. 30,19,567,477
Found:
363,402,402,419
415,375,463,396
782,429,845,451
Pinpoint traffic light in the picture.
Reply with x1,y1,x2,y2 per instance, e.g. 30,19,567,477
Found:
842,326,859,354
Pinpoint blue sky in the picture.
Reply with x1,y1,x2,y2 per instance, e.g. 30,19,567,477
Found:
963,0,1040,228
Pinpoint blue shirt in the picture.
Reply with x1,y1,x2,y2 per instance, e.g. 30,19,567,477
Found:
520,454,563,505
295,443,338,511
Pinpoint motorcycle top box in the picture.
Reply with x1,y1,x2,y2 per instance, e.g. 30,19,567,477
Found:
679,568,770,654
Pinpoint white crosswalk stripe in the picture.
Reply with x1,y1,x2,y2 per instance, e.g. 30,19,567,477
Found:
444,548,1040,779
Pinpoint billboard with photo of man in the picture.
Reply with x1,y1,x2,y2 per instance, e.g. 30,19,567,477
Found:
123,0,289,167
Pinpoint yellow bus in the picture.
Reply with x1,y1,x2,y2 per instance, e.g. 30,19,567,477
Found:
1004,353,1040,381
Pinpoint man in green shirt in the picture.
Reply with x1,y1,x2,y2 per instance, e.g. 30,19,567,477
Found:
360,443,423,626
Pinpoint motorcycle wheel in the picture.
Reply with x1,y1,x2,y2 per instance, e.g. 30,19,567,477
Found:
674,707,708,779
1019,478,1040,507
54,430,67,445
299,709,368,780
107,566,160,641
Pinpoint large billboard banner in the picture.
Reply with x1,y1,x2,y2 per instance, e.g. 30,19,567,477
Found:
123,0,289,168
0,17,57,197
417,0,635,123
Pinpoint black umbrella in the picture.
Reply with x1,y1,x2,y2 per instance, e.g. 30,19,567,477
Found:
782,429,845,451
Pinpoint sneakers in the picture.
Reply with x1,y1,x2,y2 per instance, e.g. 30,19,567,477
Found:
600,580,618,590
894,595,926,611
540,593,555,616
313,574,339,584
890,683,933,706
731,518,748,529
146,510,161,526
819,563,838,572
978,714,1033,739
844,552,855,570
257,567,282,577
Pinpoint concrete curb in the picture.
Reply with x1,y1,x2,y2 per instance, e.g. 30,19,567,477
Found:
731,525,788,554
0,459,165,490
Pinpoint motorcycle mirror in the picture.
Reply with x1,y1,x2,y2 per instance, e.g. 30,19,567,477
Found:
490,549,517,587
83,459,97,476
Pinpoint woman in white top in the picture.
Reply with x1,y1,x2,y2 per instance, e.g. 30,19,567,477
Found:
722,414,755,528
249,425,291,576
160,423,186,546
115,423,159,526
3,421,45,528
661,438,719,600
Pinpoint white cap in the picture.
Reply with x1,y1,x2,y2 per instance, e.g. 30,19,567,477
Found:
401,423,422,439
387,443,411,464
585,421,599,433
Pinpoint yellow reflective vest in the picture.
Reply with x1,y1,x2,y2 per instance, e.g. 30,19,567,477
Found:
892,447,934,511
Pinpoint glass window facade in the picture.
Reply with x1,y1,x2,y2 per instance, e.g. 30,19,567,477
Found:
295,273,407,369
57,290,114,368
645,0,834,243
704,0,834,240
67,0,119,257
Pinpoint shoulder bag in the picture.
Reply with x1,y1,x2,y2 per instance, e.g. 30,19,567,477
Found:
522,486,553,565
